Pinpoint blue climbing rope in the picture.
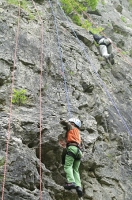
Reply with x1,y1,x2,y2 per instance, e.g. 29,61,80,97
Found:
49,0,72,119
56,0,132,136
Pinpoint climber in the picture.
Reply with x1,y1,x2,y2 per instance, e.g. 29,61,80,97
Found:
59,118,83,198
89,31,114,65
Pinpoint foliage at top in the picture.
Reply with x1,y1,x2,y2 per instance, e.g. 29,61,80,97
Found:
7,0,35,20
84,0,99,10
128,0,132,6
61,0,98,12
60,0,103,34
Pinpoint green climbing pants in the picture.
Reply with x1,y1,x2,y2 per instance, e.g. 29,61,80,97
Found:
64,146,82,187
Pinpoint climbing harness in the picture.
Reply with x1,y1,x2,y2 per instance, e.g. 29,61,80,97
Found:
1,1,21,200
99,42,111,47
55,0,132,137
61,147,81,165
67,147,81,160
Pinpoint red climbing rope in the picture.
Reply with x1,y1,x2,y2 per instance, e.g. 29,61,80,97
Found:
1,1,21,200
31,1,44,199
38,20,44,200
66,0,132,67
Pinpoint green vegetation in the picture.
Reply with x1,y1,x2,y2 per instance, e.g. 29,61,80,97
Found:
69,70,74,75
129,49,132,57
121,16,126,23
0,157,5,183
128,0,132,6
7,0,18,6
60,0,103,34
12,89,27,106
0,157,5,167
107,23,111,27
61,0,98,13
128,24,132,28
72,15,82,26
7,0,35,20
43,84,48,91
106,153,116,161
121,51,129,55
89,26,104,34
101,0,105,6
82,19,91,29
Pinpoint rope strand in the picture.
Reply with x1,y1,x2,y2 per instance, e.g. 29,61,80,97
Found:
1,1,21,199
49,0,72,118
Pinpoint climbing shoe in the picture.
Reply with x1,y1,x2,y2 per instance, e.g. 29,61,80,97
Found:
108,53,115,65
64,182,76,190
76,186,83,197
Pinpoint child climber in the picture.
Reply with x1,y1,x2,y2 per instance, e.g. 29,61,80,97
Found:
59,118,83,198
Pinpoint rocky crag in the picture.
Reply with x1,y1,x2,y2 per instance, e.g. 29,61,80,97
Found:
0,0,132,199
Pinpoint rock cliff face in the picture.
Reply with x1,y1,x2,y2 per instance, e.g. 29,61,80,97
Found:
0,0,132,199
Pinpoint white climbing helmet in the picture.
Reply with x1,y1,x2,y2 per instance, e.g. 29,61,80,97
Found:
69,118,81,128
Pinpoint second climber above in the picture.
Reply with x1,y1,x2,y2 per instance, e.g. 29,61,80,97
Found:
90,31,115,65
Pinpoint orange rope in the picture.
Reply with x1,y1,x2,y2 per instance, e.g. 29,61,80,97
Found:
39,22,44,200
1,1,21,199
31,1,44,199
66,0,132,67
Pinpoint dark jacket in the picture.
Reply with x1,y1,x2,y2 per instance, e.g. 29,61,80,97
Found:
93,34,105,44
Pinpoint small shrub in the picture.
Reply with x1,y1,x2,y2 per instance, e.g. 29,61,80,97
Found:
129,49,132,57
101,0,105,6
7,0,18,6
89,26,104,34
61,0,73,15
107,23,111,27
121,51,128,55
0,157,5,167
128,0,132,6
128,24,132,28
72,15,81,26
69,71,74,75
60,0,99,30
121,16,126,23
84,0,99,10
12,89,27,106
82,19,92,29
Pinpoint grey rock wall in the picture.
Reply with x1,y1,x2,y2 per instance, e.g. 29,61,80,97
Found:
0,0,132,200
